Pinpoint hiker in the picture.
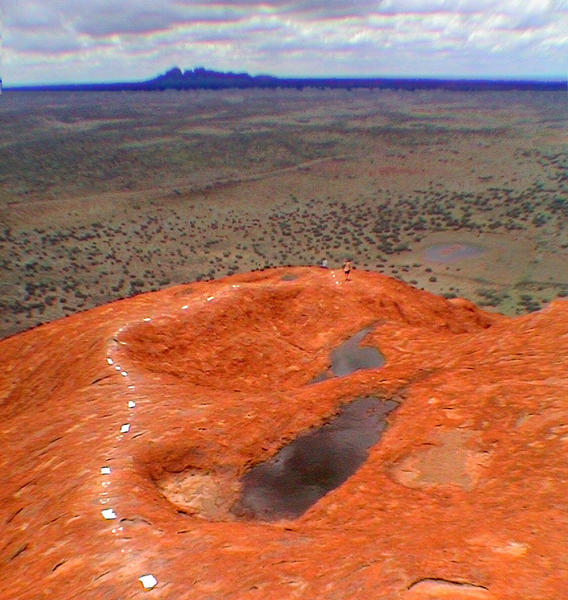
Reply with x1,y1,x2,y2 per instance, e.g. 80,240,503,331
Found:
321,258,328,268
343,259,352,281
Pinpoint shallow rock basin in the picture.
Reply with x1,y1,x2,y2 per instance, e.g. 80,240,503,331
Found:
232,396,399,521
424,242,485,263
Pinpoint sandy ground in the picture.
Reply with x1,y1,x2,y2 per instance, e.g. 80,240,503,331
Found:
0,88,566,339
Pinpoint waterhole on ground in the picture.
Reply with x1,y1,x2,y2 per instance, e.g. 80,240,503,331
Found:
310,326,385,383
424,243,485,263
231,396,399,521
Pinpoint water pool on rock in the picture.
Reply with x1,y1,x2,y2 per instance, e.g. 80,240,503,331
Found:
310,326,385,383
232,396,398,521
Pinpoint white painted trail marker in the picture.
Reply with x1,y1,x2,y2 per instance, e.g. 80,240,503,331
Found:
106,358,114,365
139,574,158,590
181,305,188,310
120,424,131,433
101,508,117,520
128,400,136,408
121,371,128,377
101,466,111,475
207,296,214,301
143,317,151,322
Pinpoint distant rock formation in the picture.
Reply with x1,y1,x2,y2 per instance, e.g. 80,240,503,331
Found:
1,267,567,598
143,66,566,91
147,65,277,90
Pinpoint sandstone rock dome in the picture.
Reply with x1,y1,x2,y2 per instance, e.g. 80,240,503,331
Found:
1,267,567,599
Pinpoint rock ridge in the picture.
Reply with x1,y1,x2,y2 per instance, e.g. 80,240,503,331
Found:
0,267,566,599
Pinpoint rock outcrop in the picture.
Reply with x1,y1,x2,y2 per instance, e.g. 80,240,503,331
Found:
1,267,567,599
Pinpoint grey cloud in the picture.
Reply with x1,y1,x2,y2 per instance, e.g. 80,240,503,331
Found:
174,1,382,20
513,13,555,29
75,7,188,36
2,1,64,30
4,0,246,40
376,0,519,15
4,28,84,54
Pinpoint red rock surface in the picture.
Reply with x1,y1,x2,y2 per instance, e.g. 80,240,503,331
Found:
1,267,567,599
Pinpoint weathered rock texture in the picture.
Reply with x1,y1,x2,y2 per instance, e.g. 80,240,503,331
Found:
1,267,567,599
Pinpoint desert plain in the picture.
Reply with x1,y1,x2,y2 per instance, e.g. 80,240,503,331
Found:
0,86,566,339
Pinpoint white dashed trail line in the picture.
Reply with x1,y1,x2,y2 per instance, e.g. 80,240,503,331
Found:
98,325,161,592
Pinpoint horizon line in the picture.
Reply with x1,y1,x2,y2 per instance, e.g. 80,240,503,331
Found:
2,67,567,89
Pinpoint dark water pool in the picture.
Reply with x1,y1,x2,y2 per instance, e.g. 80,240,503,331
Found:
311,326,385,383
231,396,398,521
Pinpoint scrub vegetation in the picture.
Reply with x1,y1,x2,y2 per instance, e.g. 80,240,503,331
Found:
1,87,566,338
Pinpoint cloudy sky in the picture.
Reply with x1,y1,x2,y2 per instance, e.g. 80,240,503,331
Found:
2,0,567,85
